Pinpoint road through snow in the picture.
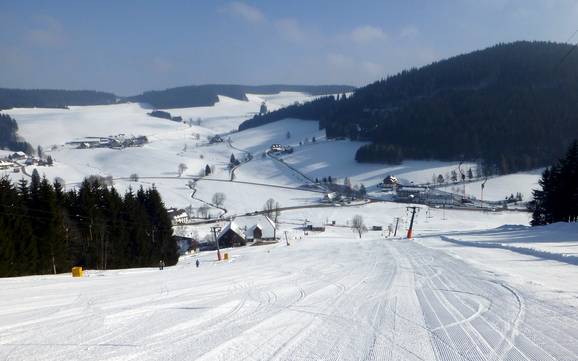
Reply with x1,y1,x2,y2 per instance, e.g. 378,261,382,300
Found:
1,233,577,360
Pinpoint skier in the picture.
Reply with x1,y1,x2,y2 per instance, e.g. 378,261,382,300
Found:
387,224,393,237
196,259,200,268
159,260,165,270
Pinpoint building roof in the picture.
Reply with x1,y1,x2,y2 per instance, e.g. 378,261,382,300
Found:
235,215,276,239
217,221,246,240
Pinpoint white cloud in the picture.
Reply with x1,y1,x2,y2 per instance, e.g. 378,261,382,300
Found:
222,2,265,23
275,18,306,42
350,25,387,44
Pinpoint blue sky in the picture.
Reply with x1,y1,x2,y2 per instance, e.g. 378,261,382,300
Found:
1,0,577,95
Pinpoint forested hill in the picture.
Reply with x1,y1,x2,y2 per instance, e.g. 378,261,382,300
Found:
128,84,355,109
239,41,578,174
0,88,117,110
0,84,355,110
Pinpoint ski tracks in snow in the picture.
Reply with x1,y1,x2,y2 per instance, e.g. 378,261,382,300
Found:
2,237,578,360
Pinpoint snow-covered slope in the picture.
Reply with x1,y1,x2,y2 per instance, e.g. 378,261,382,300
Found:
4,103,181,148
439,170,542,201
4,93,578,361
2,208,577,360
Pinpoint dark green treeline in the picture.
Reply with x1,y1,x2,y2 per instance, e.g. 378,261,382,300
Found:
530,141,578,225
0,171,178,277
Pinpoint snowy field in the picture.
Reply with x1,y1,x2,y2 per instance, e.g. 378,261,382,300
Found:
439,170,543,202
279,139,476,189
2,208,578,360
3,92,539,212
2,91,578,360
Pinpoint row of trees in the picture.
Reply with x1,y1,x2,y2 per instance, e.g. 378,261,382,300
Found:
0,89,116,110
0,172,178,277
0,113,33,154
433,167,477,185
530,141,578,225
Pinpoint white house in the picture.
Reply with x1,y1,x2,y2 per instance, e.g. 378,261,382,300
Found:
167,208,189,225
0,160,14,170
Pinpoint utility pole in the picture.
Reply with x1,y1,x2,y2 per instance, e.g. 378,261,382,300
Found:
458,161,466,199
211,226,222,261
393,217,400,237
406,206,418,239
481,178,488,209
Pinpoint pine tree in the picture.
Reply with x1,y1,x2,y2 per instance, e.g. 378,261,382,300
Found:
531,141,578,225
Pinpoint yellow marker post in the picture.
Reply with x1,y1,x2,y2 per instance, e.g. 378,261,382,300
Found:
71,267,83,277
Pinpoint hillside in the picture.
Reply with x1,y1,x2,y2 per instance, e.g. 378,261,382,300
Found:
0,88,117,110
127,84,355,108
240,41,578,174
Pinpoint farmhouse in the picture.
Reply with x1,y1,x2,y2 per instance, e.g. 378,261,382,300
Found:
0,160,14,170
270,144,284,152
209,135,224,144
216,221,246,248
167,208,189,225
270,144,293,154
383,175,398,185
9,151,27,161
322,192,339,203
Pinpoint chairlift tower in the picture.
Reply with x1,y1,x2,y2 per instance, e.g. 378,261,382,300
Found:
406,206,419,239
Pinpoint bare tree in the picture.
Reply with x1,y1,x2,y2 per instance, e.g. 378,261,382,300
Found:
178,163,188,177
263,198,276,218
129,173,139,182
198,205,209,219
262,198,280,239
273,201,281,221
351,215,367,239
212,192,226,207
185,205,194,218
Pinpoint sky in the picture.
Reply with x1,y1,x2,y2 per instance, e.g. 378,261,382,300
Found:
1,0,577,95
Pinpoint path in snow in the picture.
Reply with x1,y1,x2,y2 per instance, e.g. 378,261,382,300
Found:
1,233,577,360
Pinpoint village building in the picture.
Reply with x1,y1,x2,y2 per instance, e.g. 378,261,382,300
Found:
9,151,27,161
322,192,339,203
209,135,224,144
395,186,457,206
0,160,14,170
232,215,277,241
167,208,189,225
215,215,277,248
216,221,246,248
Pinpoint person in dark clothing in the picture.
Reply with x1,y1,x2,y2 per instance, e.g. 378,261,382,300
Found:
196,259,200,268
159,260,165,270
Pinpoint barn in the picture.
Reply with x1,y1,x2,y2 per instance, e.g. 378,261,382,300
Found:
216,222,246,248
